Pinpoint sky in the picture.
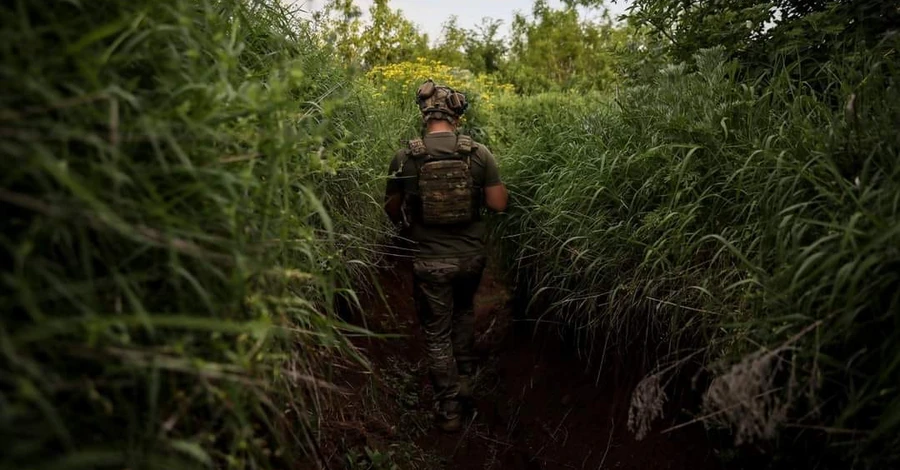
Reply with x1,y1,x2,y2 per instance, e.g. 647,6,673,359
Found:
290,1,632,42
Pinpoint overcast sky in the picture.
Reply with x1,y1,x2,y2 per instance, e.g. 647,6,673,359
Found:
290,1,631,41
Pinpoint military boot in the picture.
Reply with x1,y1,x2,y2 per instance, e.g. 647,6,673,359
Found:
457,363,476,410
458,374,473,400
436,399,462,433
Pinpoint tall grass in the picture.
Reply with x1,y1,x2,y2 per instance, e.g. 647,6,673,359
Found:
0,1,393,468
5,0,897,467
491,46,900,467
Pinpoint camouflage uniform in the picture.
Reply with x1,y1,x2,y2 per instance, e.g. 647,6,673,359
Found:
385,80,503,428
413,255,486,409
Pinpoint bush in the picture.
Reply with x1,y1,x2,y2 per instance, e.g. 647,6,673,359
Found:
365,57,515,144
0,1,391,468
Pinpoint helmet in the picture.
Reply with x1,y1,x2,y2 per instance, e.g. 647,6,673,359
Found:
415,79,468,123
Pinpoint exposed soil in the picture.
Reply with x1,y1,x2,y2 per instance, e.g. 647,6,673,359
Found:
321,255,721,470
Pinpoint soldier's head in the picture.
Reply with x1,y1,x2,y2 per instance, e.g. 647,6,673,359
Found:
416,79,468,131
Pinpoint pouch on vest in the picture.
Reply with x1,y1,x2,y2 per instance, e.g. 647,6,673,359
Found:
406,136,476,226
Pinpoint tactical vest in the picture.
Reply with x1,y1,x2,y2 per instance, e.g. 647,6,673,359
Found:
401,135,477,226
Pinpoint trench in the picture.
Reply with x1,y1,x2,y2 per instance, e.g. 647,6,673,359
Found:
325,254,721,470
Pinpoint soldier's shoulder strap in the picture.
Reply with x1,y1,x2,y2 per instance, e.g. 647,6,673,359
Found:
455,135,474,154
408,138,428,157
396,139,427,174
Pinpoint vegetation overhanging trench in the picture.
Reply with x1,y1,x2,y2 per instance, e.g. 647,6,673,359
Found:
1,0,898,469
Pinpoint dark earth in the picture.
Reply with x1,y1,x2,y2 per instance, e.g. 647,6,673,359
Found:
321,254,721,470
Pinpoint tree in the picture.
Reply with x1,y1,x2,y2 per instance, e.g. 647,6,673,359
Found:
626,0,899,69
625,0,772,63
464,18,507,75
360,0,430,66
315,0,429,68
430,16,507,76
431,16,468,67
504,0,625,93
313,0,365,65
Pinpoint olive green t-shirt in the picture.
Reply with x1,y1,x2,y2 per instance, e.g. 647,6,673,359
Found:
386,132,502,259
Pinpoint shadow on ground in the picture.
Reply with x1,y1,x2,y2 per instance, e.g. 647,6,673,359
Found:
318,255,720,470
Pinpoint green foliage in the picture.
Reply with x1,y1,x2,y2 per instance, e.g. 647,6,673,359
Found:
627,0,900,77
343,441,439,470
345,447,400,470
0,0,392,468
364,57,514,146
314,0,368,66
361,0,430,67
626,0,773,62
316,0,430,68
430,16,469,69
491,44,900,468
429,16,509,77
505,0,627,93
315,0,632,94
6,0,899,469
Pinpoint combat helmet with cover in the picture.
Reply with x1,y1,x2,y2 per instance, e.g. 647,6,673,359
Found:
415,79,469,124
399,80,477,226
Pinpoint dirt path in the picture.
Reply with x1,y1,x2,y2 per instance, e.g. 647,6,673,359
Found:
323,256,720,470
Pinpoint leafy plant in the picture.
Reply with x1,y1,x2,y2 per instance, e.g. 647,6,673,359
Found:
344,447,401,470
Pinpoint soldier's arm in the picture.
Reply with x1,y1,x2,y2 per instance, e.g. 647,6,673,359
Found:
384,152,404,225
480,147,508,213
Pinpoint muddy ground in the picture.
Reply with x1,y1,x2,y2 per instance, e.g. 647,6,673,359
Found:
319,256,721,470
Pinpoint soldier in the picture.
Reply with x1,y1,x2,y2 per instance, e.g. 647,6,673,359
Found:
384,80,508,432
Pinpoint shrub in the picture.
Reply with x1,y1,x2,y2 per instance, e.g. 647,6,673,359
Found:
365,57,515,144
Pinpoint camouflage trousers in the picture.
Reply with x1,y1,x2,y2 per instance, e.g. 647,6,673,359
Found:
413,255,486,406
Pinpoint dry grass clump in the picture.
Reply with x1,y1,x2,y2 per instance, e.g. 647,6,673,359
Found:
628,374,667,441
702,349,794,445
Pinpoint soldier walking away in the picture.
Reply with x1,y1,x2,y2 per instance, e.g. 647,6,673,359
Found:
384,80,509,432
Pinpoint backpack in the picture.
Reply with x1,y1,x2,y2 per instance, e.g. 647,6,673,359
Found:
402,135,477,226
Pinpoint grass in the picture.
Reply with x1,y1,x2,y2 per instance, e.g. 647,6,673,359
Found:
4,1,898,468
0,0,396,468
490,45,900,468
